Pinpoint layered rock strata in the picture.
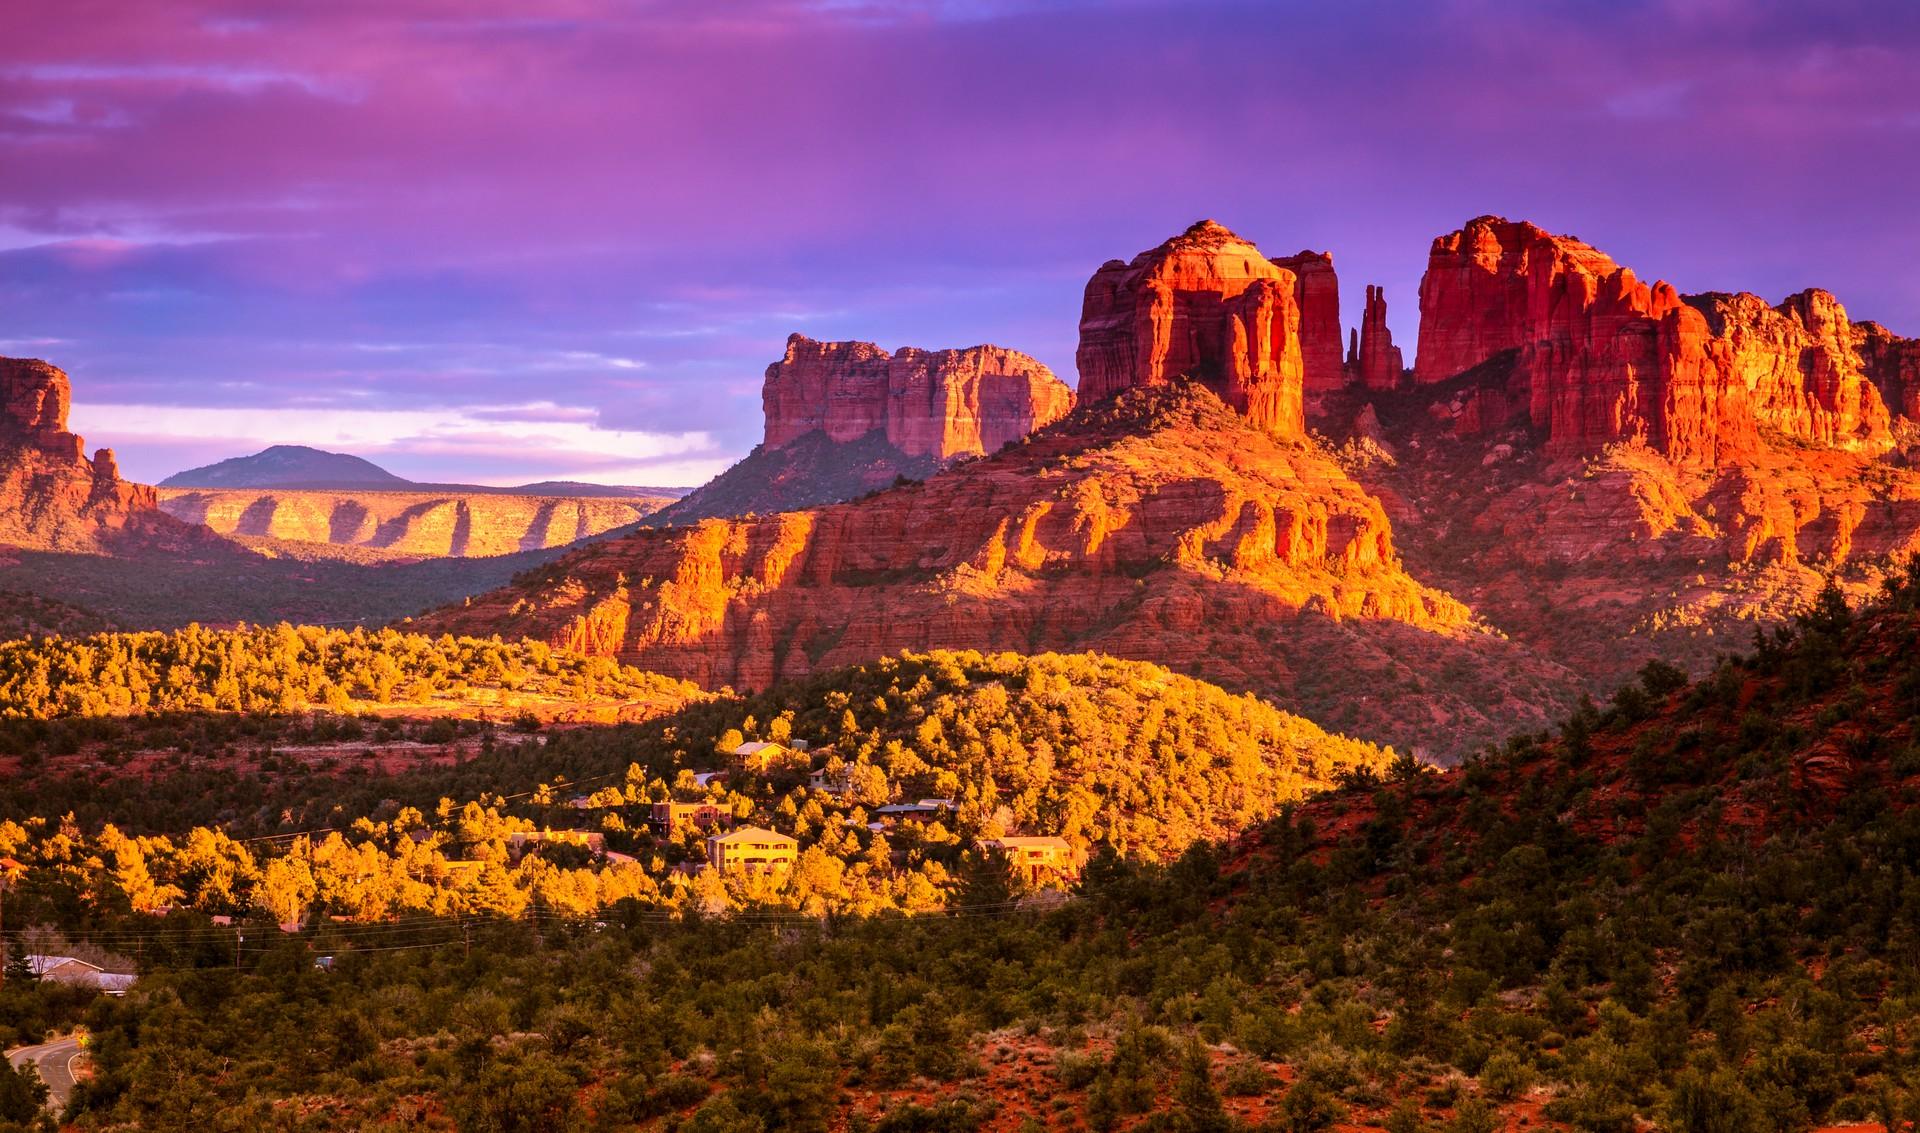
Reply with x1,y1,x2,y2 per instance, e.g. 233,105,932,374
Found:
1077,221,1327,439
1411,215,1894,463
0,357,157,551
762,335,1073,460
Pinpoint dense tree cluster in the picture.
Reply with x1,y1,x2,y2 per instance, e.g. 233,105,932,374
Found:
0,624,695,718
0,650,1392,934
648,649,1395,861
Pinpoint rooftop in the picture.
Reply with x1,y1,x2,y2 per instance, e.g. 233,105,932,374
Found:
712,825,797,845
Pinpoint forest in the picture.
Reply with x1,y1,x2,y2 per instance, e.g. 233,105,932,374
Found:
0,649,1393,946
4,570,1920,1128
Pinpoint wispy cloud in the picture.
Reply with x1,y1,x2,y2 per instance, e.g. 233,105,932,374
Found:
69,401,729,487
0,63,363,101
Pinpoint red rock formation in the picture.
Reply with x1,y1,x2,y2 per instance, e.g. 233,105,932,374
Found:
0,356,159,551
1076,221,1314,440
762,334,1072,460
421,384,1585,760
1273,250,1344,393
1414,217,1621,386
1855,320,1920,422
1413,216,1894,463
1350,284,1404,391
2,358,85,460
1686,289,1890,451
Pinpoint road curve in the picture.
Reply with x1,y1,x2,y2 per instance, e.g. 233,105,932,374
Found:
7,1034,82,1109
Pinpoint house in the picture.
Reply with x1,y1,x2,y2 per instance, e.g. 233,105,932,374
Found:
980,836,1082,885
729,741,792,772
651,801,733,835
807,766,852,796
874,799,956,824
25,955,136,996
691,770,729,789
729,740,809,772
707,826,798,876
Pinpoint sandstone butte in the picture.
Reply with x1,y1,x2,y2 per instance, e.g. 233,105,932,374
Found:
1411,215,1898,462
1076,220,1354,439
761,334,1074,460
0,357,159,552
156,487,671,558
656,335,1074,524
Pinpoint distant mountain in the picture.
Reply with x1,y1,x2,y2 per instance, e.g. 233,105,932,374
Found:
161,446,690,498
161,445,409,489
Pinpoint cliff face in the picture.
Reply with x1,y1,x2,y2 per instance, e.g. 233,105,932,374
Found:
157,488,670,557
420,386,1579,760
1854,320,1920,424
1076,221,1323,440
1411,216,1894,463
762,335,1073,460
0,357,159,552
660,335,1072,525
1413,216,1624,386
1328,220,1920,711
2,358,82,458
1273,249,1345,393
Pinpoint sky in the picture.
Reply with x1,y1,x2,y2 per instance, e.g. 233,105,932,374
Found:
2,0,1918,487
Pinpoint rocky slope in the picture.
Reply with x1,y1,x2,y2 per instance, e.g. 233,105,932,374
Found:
1858,318,1920,424
420,384,1577,759
655,334,1072,524
0,357,163,553
158,487,670,558
1329,214,1920,688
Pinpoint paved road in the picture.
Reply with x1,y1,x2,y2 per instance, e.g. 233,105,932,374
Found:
8,1035,82,1109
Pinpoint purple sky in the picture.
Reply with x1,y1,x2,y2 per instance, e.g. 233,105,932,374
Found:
3,0,1918,486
